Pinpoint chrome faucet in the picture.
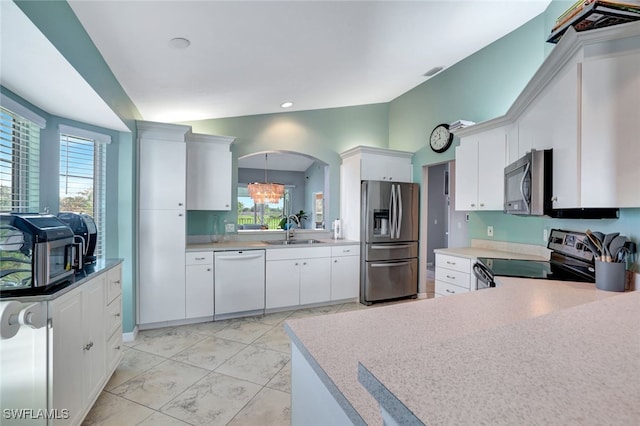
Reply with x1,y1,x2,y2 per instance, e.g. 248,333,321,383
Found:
285,215,300,241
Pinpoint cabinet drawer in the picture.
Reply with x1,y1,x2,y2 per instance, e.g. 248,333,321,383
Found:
266,246,331,261
106,326,123,373
106,265,122,304
331,245,360,257
435,280,469,296
186,251,214,265
436,254,471,274
435,267,471,288
106,296,122,337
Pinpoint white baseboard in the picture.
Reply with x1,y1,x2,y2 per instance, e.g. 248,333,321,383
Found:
122,326,138,343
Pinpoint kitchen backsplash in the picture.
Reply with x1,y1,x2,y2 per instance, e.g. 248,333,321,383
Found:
469,208,640,272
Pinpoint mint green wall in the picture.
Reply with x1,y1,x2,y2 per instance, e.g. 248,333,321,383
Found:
182,103,389,234
385,0,639,272
15,0,141,333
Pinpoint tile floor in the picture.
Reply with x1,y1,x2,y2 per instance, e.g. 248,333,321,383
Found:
83,303,371,426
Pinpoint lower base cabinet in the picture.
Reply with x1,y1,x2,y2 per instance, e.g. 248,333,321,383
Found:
49,264,123,425
330,245,360,300
185,252,214,319
434,253,473,297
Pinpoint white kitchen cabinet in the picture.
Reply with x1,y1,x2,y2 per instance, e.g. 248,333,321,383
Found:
50,271,117,425
185,251,214,319
186,133,235,211
581,50,640,208
214,250,265,317
265,246,332,309
455,128,506,211
137,121,190,326
330,245,360,301
299,257,332,305
105,265,123,374
434,253,474,297
138,209,186,324
340,146,413,241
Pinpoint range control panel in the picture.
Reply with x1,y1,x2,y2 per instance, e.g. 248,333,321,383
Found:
547,229,594,263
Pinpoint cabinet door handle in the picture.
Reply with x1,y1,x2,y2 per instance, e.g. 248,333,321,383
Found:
334,259,338,263
343,249,351,253
113,280,121,284
114,313,121,317
207,268,211,272
294,262,299,266
115,346,121,351
446,275,456,279
303,262,307,266
446,289,456,294
178,213,184,217
178,203,183,206
480,203,485,207
83,341,94,351
470,203,476,207
446,261,456,265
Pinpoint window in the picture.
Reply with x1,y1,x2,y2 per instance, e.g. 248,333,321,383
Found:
0,106,41,212
59,126,108,258
237,185,292,230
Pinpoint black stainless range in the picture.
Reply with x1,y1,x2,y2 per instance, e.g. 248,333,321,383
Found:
474,229,596,289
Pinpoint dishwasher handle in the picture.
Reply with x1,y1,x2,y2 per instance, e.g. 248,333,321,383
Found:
216,252,264,261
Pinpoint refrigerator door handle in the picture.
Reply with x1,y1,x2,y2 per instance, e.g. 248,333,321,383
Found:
389,184,396,239
370,261,413,268
370,244,415,250
396,185,403,239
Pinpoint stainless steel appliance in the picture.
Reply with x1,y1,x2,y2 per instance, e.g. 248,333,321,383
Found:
473,229,597,289
361,181,419,305
57,212,98,265
0,213,75,293
504,149,618,219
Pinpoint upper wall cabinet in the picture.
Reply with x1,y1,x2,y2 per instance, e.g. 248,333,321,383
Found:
186,133,235,211
581,49,640,208
340,146,413,241
455,23,640,210
455,128,506,211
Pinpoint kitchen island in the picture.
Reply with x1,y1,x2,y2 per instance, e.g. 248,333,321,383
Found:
284,278,638,425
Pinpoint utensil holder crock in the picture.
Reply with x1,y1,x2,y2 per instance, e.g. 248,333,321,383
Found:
595,260,626,292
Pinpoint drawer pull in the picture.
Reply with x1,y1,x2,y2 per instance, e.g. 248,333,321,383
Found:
446,261,456,265
83,342,94,351
195,257,206,260
113,280,121,284
207,268,212,272
114,313,121,317
446,275,456,279
343,249,351,253
115,346,121,351
446,289,455,294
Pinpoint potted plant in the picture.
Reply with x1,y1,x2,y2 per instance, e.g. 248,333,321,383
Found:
279,210,308,230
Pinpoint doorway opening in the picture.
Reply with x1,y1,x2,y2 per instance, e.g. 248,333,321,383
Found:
420,160,468,298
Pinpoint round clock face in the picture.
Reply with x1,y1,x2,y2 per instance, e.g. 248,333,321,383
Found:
429,124,453,153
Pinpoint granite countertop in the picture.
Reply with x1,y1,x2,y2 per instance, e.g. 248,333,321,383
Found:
0,259,123,302
284,279,627,425
187,238,359,252
434,247,549,261
359,286,640,425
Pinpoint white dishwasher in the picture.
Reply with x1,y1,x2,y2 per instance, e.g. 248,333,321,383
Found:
214,250,265,318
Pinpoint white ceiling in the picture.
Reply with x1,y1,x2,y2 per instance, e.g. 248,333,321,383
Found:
64,0,552,123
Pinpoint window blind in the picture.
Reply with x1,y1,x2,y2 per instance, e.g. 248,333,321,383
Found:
0,106,40,212
59,132,106,259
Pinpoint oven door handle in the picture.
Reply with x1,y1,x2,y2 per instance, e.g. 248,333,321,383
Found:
473,262,495,289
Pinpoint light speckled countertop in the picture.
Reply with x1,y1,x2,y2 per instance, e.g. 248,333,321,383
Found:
285,279,630,425
434,247,549,261
186,238,358,252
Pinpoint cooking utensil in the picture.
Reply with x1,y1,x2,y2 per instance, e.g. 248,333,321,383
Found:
602,233,619,262
582,237,601,260
585,229,604,259
607,235,626,262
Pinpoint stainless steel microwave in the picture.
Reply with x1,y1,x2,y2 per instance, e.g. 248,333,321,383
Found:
504,149,552,216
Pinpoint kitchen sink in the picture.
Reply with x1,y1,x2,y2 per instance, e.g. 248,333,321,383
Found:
263,239,324,245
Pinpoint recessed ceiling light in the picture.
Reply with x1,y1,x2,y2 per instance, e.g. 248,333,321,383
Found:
423,66,443,77
280,101,294,108
169,37,191,49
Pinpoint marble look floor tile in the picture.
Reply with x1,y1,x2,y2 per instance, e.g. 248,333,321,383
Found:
213,321,273,344
215,345,289,386
255,310,294,326
252,325,291,353
105,348,166,391
171,336,246,370
130,328,206,358
110,359,209,410
82,392,154,425
136,411,191,426
265,361,291,393
227,387,291,426
160,372,261,426
335,301,368,312
287,304,340,319
175,320,231,336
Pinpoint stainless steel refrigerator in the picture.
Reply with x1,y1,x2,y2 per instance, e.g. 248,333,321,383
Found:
360,181,419,305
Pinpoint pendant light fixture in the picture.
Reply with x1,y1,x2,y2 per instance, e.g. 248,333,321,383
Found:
247,153,285,204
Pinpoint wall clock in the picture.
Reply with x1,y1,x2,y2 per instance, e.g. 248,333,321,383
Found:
429,123,453,153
